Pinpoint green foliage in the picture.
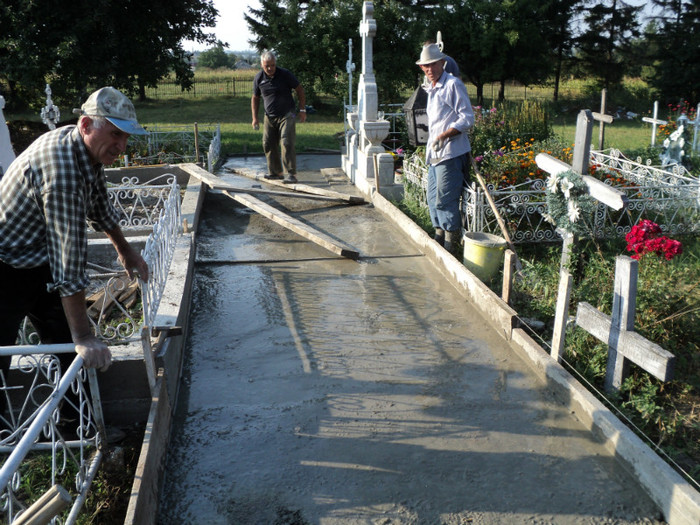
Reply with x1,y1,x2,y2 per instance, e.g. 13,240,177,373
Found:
574,0,642,90
644,0,700,103
245,0,421,106
0,0,219,109
469,101,552,159
197,46,237,70
513,236,700,483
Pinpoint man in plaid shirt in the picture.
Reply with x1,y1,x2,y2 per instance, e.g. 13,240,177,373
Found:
0,87,149,375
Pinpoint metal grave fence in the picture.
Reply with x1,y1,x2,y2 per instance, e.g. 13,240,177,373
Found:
0,351,106,524
2,174,183,522
403,149,700,243
125,123,221,168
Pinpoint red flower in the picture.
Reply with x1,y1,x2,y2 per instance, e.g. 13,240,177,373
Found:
625,220,682,261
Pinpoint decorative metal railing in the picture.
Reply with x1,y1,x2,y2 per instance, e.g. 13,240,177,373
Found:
104,175,180,230
0,349,105,524
125,123,220,166
21,175,182,345
403,150,700,242
208,124,222,173
3,172,185,522
139,176,183,328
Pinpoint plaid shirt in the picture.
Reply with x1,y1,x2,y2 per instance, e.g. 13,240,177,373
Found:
0,126,121,296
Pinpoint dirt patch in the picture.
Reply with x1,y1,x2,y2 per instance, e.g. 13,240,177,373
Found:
6,119,77,155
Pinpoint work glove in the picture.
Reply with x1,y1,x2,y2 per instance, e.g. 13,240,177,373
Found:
431,137,445,153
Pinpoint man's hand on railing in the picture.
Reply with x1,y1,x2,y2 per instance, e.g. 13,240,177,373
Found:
118,246,149,282
75,335,112,371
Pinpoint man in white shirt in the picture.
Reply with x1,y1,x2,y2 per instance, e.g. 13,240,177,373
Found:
416,44,475,252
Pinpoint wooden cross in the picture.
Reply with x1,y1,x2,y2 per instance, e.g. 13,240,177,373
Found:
535,109,626,362
536,109,624,268
575,256,675,392
641,100,667,147
598,89,607,150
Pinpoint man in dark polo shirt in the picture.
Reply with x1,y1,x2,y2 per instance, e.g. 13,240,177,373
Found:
251,51,306,183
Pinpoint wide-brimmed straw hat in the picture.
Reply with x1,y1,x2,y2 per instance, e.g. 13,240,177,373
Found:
416,43,446,66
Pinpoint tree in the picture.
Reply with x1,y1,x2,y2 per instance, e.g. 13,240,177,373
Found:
198,45,237,69
245,0,424,106
645,0,700,103
0,0,219,108
540,0,587,101
574,0,642,90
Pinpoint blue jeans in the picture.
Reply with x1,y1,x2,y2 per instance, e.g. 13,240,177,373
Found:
427,154,468,231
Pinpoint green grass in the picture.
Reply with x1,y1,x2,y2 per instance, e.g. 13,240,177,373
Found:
132,96,345,155
127,95,659,159
552,115,654,154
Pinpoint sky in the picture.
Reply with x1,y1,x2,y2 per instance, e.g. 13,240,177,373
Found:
184,0,260,52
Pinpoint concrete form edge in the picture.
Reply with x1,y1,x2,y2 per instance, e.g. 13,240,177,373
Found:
369,188,700,525
510,328,700,525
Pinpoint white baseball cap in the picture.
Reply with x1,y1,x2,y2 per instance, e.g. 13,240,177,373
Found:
74,86,148,135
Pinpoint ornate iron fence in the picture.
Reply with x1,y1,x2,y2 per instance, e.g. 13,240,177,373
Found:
20,175,182,345
403,149,700,242
0,350,106,524
124,123,221,167
2,172,184,522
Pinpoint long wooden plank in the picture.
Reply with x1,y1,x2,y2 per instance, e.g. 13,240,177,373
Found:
224,166,367,205
209,185,346,203
183,164,333,201
124,372,171,525
222,191,360,260
575,302,675,381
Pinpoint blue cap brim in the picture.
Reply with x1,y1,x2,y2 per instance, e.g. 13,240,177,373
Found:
106,117,148,135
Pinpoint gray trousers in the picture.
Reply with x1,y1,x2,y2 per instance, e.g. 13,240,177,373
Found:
263,112,297,176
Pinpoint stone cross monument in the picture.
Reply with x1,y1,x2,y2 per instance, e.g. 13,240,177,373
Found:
342,1,401,199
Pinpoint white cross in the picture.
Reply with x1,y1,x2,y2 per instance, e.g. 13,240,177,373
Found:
642,101,668,147
575,256,675,392
40,84,60,130
535,109,627,362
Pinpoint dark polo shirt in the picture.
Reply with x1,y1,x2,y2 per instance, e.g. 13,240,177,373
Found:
253,67,300,118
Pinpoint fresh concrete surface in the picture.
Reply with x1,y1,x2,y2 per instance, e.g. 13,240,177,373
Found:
154,156,681,524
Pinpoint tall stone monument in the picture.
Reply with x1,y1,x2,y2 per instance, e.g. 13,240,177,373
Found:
343,1,401,199
0,95,16,177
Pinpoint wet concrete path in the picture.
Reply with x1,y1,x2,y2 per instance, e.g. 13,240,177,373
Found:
158,155,663,524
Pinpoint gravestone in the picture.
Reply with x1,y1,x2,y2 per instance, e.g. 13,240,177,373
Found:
676,104,700,155
40,84,60,130
660,125,685,167
0,95,16,176
535,109,626,362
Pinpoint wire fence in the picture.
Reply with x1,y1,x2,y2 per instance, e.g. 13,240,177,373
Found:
144,78,255,99
142,77,592,104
